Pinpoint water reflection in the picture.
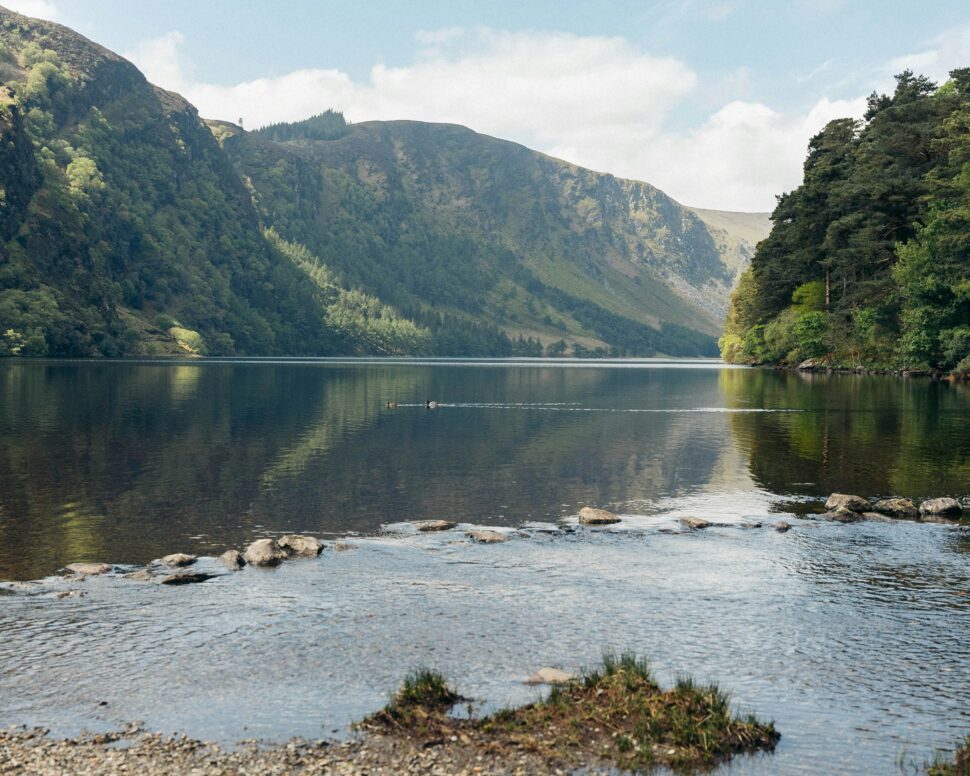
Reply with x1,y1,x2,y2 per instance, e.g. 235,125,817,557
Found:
0,361,968,580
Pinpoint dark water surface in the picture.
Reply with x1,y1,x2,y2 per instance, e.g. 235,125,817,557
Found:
0,359,968,773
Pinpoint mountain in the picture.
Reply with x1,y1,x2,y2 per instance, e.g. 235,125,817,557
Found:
0,7,768,358
224,116,766,355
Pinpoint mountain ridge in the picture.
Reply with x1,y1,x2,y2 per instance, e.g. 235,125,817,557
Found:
0,6,768,358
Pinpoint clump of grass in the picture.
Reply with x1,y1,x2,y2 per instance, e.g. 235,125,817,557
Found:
362,669,463,734
361,655,779,773
481,653,779,773
926,735,970,775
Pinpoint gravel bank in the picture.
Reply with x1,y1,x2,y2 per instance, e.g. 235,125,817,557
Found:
0,727,580,775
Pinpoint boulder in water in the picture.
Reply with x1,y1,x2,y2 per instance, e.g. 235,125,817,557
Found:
871,498,918,519
919,498,963,518
524,667,576,685
824,494,869,512
65,563,112,576
219,549,246,569
159,553,197,567
243,539,287,567
578,507,620,525
680,517,712,530
411,520,457,532
821,507,864,523
160,572,214,586
466,530,509,544
278,535,325,557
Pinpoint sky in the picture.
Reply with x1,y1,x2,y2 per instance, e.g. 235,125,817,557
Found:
6,0,970,211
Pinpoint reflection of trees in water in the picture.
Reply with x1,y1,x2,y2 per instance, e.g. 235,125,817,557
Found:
0,365,738,577
0,364,424,578
720,369,970,499
256,367,731,533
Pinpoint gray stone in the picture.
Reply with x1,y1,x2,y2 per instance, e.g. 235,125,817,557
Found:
411,520,457,532
578,507,621,525
872,498,918,519
797,358,824,371
861,512,896,523
919,497,963,518
242,539,287,567
159,553,197,567
821,507,864,523
824,493,869,512
278,535,325,557
219,549,246,569
680,517,712,530
65,563,112,576
524,667,575,685
466,530,509,544
123,569,153,581
160,572,214,586
774,521,792,533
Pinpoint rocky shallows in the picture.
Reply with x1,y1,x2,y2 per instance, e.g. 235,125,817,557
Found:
820,493,964,523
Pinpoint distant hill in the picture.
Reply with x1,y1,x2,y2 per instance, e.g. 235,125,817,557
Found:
0,7,768,358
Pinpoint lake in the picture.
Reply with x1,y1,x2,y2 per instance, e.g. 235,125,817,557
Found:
0,358,968,774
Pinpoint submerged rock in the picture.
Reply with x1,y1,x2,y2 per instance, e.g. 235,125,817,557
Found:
680,517,712,530
860,512,896,523
332,542,356,552
411,520,457,532
466,530,509,544
821,507,864,523
278,535,325,557
919,497,963,518
524,667,575,685
65,563,112,576
159,553,197,567
774,521,792,533
243,539,287,567
578,507,620,525
160,572,215,586
123,569,153,582
824,494,869,512
872,498,918,519
219,549,246,569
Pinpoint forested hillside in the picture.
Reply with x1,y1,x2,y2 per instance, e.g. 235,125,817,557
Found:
721,69,970,375
0,7,767,359
0,8,335,357
224,115,765,356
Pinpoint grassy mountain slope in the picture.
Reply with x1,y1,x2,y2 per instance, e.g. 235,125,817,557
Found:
0,6,332,357
0,7,768,358
225,116,767,356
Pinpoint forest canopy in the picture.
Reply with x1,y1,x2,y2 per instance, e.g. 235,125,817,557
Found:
721,68,970,375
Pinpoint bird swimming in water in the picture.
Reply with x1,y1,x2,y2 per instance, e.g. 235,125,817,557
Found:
385,401,398,408
425,400,439,409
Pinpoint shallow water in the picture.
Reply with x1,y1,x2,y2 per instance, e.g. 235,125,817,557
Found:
0,359,968,773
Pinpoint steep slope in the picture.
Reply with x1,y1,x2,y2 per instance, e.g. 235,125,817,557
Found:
0,7,769,359
225,116,767,356
0,6,330,357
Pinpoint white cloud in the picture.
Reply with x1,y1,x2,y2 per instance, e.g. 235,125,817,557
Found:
888,24,970,84
5,0,59,20
125,27,868,211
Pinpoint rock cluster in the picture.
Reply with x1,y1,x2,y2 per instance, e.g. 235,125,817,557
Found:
821,493,963,522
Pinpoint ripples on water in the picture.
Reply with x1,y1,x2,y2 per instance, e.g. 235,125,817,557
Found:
0,359,968,774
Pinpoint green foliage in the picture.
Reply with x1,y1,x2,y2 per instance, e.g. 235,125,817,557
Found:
726,67,970,371
256,110,350,142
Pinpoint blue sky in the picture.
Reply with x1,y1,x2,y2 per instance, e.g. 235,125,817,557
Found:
9,1,970,210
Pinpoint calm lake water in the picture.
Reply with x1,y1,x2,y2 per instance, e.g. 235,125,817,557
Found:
1,358,968,774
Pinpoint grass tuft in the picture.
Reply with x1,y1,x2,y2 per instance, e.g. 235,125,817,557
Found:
364,654,779,773
926,735,970,776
